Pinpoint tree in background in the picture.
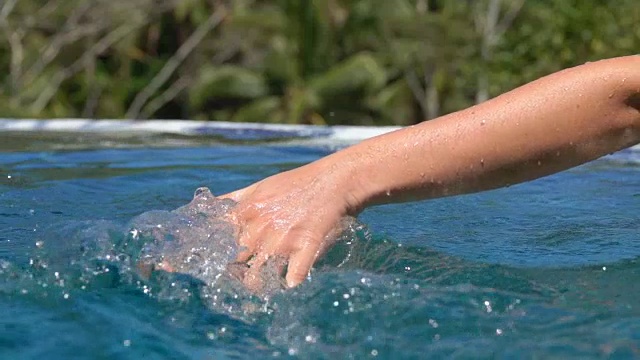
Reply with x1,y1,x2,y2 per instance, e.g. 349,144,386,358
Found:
0,0,638,125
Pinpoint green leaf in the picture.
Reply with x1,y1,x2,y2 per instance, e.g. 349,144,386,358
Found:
368,78,415,126
189,66,269,108
231,97,283,123
309,52,386,100
263,43,300,84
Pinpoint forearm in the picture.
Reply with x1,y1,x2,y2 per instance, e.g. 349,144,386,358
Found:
324,56,640,211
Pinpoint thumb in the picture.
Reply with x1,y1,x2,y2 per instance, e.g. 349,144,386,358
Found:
285,242,322,288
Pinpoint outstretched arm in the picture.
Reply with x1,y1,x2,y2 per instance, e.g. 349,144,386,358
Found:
221,55,640,288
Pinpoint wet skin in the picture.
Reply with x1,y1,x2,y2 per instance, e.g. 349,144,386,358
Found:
136,56,640,291
134,187,356,294
220,55,640,288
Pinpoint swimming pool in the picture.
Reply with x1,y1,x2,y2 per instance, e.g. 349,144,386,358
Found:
1,121,639,358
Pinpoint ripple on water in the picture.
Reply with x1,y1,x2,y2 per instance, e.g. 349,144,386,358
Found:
1,187,640,358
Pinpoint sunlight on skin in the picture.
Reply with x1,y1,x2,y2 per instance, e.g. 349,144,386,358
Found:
220,55,640,288
134,187,356,294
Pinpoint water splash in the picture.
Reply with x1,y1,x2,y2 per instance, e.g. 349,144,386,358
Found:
2,188,639,358
1,187,364,317
131,187,238,288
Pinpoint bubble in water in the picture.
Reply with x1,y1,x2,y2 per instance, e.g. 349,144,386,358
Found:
484,300,493,313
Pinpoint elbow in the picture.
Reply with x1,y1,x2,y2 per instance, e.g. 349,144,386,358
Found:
623,91,640,147
622,86,640,144
626,92,640,124
591,55,640,146
599,56,640,133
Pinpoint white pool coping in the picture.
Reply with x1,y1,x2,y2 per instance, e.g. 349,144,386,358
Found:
1,119,638,152
0,119,402,143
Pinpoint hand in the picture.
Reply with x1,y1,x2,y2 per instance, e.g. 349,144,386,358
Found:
220,56,640,290
220,158,360,289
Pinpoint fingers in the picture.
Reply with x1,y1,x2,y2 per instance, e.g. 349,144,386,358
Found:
237,230,325,289
218,181,337,289
235,227,255,262
222,186,261,262
234,218,271,262
235,247,253,263
242,252,269,291
285,241,322,288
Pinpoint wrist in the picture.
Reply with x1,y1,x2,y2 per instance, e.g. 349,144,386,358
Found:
312,141,387,215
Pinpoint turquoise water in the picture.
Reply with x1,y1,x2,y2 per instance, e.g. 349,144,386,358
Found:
1,132,639,359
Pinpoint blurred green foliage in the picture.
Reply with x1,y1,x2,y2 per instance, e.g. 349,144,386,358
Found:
0,0,638,125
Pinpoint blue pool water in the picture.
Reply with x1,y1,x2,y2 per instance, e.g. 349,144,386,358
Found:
1,130,639,359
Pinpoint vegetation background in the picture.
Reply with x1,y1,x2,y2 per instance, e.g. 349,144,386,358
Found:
0,0,638,125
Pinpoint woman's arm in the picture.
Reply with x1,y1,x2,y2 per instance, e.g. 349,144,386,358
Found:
222,55,640,288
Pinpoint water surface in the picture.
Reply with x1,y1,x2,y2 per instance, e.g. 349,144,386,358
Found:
1,133,639,359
